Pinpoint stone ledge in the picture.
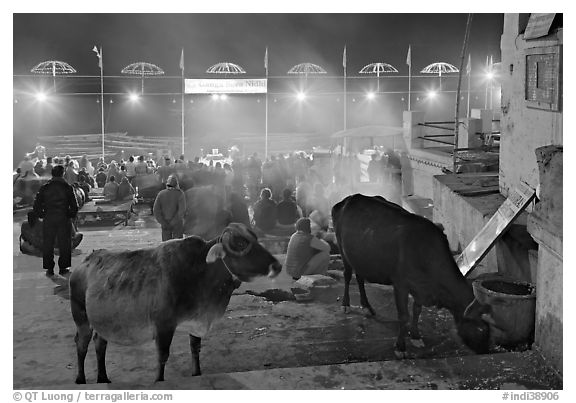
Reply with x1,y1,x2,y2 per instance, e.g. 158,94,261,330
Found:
527,213,562,260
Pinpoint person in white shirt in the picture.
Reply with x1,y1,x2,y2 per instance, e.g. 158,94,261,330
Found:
284,217,330,280
125,155,137,183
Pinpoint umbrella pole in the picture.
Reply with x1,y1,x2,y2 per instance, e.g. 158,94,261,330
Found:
439,71,442,91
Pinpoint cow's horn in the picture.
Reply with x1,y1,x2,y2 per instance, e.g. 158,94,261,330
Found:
222,225,253,257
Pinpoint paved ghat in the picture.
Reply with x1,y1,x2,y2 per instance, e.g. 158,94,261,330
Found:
12,212,561,390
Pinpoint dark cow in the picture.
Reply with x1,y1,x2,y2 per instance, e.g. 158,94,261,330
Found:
332,194,495,358
69,223,282,384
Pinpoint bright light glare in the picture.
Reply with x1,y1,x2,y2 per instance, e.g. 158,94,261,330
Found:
366,92,376,100
296,92,306,101
35,92,47,102
427,90,437,99
211,94,220,100
220,94,228,101
128,93,140,102
486,71,495,80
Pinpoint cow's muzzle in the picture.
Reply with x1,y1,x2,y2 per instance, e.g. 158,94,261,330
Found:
268,261,282,278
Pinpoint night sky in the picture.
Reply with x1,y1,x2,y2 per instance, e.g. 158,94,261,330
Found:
13,13,503,77
12,12,504,163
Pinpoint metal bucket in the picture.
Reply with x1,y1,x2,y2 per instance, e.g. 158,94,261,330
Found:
472,275,536,347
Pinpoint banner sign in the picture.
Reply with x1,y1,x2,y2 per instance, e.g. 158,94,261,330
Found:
456,183,536,277
184,79,267,94
524,13,556,40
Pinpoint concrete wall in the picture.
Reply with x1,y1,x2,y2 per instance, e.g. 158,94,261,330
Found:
527,146,563,375
432,176,501,275
405,150,451,199
402,111,452,199
499,14,563,197
500,14,563,374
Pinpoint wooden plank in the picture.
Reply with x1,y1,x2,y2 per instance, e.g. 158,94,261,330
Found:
457,183,537,277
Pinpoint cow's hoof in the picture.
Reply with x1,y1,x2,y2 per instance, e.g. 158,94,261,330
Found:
75,376,86,384
393,349,407,359
362,306,376,316
341,306,350,314
191,371,202,377
97,376,111,384
410,338,425,348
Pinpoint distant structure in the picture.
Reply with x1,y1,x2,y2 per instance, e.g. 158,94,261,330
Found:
121,62,165,92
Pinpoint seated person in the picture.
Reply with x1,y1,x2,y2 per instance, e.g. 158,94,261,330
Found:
228,192,251,228
309,209,338,254
277,188,301,227
117,176,136,201
284,218,330,280
95,167,107,188
252,188,277,232
75,175,92,203
103,175,119,201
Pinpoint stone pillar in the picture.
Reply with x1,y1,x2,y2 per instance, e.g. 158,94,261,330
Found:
458,117,483,149
470,108,493,134
403,110,425,150
527,145,562,374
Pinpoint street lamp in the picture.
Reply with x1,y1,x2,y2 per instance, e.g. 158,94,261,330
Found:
426,90,438,99
366,91,376,100
35,92,48,102
296,91,306,101
128,93,140,102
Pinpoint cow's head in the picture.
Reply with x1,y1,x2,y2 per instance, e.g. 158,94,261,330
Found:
457,299,497,354
206,223,282,282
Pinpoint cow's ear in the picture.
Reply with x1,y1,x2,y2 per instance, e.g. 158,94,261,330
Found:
206,243,226,263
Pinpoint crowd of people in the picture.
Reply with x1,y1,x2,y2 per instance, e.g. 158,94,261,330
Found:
16,146,403,278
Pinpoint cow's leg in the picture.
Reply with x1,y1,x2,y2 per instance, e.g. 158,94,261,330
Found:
71,299,92,384
93,333,111,383
393,285,410,359
154,326,176,382
409,302,425,348
341,257,353,313
355,274,375,316
189,334,202,376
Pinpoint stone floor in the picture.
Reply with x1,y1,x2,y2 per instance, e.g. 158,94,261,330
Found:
12,209,563,390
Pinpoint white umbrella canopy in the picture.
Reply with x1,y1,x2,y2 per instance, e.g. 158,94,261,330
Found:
31,60,77,90
31,60,77,75
359,62,398,91
121,62,165,92
206,62,246,74
287,62,327,76
420,62,459,90
359,62,398,74
420,62,459,76
121,61,165,76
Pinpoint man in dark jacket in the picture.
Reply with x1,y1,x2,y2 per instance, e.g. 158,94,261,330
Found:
252,188,277,232
32,164,79,276
153,174,186,241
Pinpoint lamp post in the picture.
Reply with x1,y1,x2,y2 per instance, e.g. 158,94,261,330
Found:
93,46,105,159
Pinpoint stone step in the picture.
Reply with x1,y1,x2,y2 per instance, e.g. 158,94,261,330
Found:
28,351,561,390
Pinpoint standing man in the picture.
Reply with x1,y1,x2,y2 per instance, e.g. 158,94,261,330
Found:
153,174,186,241
32,164,79,276
125,155,137,183
156,157,174,185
